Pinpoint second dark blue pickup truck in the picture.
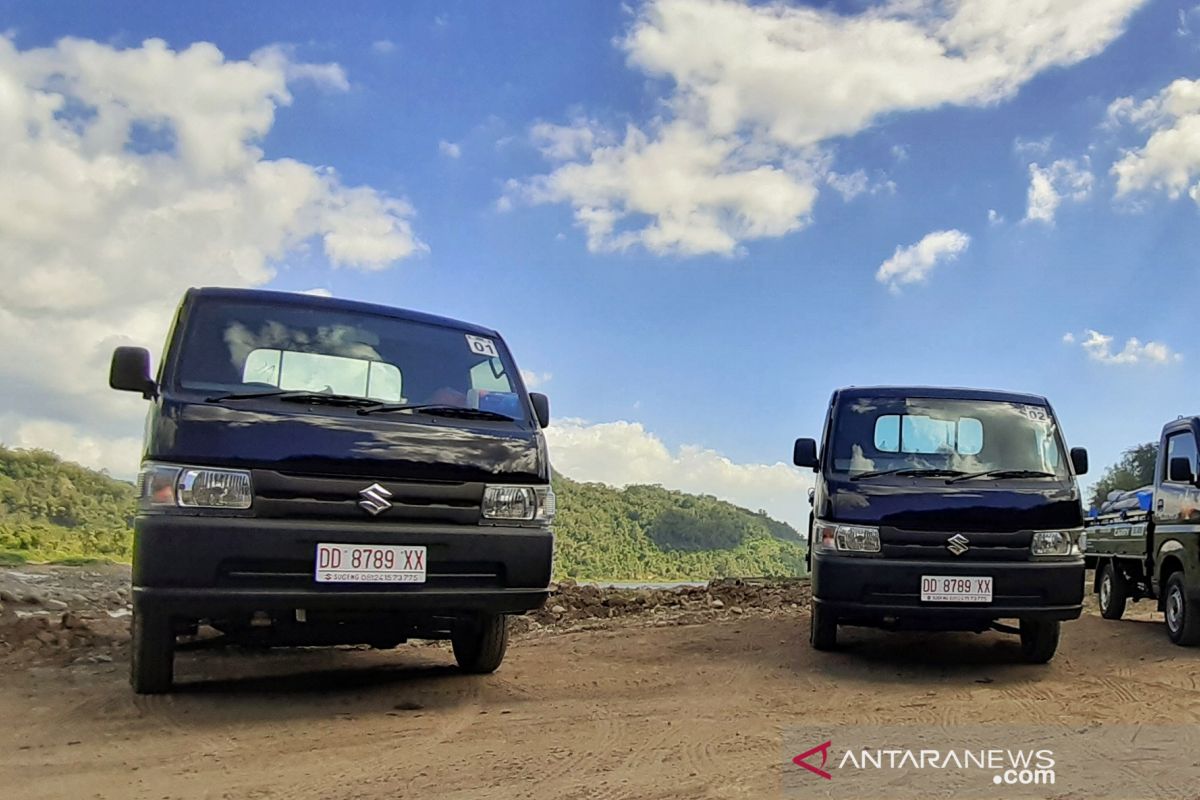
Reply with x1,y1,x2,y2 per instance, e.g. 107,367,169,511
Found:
794,386,1089,663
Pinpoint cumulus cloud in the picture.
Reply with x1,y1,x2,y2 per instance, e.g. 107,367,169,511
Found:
0,35,426,472
1069,329,1183,365
508,0,1145,255
1110,78,1200,203
438,139,461,159
545,419,811,528
1023,158,1093,224
876,229,971,292
825,169,895,201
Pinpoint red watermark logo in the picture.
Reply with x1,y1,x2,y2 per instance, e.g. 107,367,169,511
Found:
793,740,833,780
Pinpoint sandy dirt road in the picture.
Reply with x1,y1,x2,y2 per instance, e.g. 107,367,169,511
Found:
3,596,1199,800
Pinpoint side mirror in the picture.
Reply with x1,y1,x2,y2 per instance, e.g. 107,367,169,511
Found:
1070,447,1089,477
793,438,819,470
1169,456,1196,484
109,346,156,398
529,392,550,428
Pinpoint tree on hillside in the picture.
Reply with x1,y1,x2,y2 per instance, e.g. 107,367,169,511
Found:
1088,442,1158,509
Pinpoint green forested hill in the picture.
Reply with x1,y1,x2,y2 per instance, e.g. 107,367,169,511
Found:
551,476,807,581
0,446,807,579
0,446,137,562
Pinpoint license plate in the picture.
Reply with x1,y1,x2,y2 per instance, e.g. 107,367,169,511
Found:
920,575,992,603
314,543,426,583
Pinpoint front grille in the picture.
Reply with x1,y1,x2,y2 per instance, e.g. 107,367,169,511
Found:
252,470,483,524
880,527,1032,561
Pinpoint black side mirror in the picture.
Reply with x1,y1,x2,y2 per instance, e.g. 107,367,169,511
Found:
1169,456,1196,484
529,392,550,428
1070,447,1089,477
793,438,819,470
109,347,156,398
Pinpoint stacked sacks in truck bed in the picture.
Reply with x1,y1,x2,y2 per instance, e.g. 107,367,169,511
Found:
1095,486,1154,516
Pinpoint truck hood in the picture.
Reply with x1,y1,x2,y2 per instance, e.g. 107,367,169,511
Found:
824,478,1082,532
144,397,546,483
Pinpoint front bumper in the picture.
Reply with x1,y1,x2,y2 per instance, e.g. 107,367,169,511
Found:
132,515,553,618
812,553,1084,624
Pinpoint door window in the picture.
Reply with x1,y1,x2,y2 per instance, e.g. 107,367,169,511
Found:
1164,432,1199,483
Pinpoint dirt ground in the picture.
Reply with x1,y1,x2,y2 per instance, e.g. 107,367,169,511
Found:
2,572,1198,800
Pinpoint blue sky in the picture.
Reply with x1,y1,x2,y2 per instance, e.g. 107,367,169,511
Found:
1,0,1198,525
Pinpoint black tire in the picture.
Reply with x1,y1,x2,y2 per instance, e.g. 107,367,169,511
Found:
1018,619,1060,664
1098,562,1128,620
452,614,508,674
1164,573,1200,646
130,608,174,694
809,600,837,651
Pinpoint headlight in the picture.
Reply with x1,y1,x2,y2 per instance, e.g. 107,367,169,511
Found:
481,484,554,524
138,462,252,510
813,521,880,554
1031,530,1075,556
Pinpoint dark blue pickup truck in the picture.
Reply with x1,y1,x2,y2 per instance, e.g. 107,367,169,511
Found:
793,386,1089,663
110,287,555,692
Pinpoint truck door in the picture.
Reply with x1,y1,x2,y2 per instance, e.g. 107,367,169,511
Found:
1159,431,1200,525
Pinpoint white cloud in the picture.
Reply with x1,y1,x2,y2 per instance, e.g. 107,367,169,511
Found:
545,418,811,528
0,415,141,478
371,39,396,55
1178,6,1200,37
1110,78,1200,203
987,208,1004,225
876,229,971,292
0,35,426,472
1023,158,1093,224
521,369,553,389
515,120,820,256
1071,329,1183,365
1062,332,1076,344
1013,135,1054,159
825,169,894,201
438,139,461,159
509,0,1146,255
301,287,333,297
249,45,350,92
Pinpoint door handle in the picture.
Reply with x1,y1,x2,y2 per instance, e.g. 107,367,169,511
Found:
1157,499,1165,511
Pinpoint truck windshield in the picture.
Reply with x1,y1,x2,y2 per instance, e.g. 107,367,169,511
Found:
828,396,1068,479
171,298,528,422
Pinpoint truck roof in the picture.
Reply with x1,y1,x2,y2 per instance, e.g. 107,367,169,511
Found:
186,287,500,337
833,385,1050,406
1164,416,1200,433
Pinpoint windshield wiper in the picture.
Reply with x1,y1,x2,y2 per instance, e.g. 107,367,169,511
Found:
850,468,966,482
206,389,379,407
946,469,1056,484
357,403,515,421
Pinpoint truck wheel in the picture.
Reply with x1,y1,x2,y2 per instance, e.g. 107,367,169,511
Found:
452,614,509,674
1018,619,1059,664
1098,562,1128,620
809,601,837,651
130,608,175,694
1164,573,1200,646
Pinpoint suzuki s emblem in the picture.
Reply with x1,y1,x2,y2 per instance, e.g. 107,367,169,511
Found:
946,534,970,556
358,483,393,516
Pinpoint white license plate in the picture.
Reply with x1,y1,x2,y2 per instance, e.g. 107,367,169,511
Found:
314,543,426,583
920,575,992,603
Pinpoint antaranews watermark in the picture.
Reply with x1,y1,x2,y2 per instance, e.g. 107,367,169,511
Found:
783,725,1199,798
